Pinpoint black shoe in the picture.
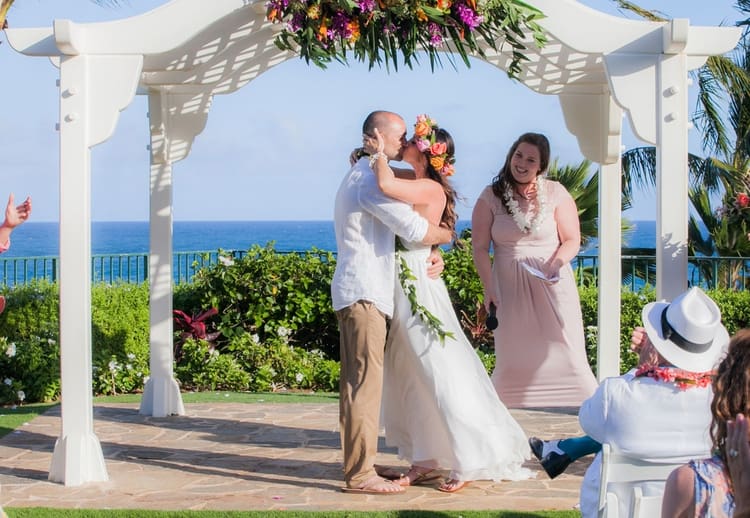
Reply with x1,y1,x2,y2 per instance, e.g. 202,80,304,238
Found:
528,436,544,460
540,451,572,479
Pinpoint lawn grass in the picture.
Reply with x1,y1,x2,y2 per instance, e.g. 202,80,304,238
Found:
5,510,580,517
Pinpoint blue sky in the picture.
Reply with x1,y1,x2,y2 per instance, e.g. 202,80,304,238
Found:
0,0,742,222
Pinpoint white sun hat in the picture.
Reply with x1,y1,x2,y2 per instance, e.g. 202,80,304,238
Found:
641,287,730,373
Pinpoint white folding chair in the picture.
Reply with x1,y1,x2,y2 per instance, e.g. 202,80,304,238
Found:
597,443,682,518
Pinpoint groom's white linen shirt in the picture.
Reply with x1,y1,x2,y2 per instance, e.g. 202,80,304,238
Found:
332,158,429,317
577,371,713,518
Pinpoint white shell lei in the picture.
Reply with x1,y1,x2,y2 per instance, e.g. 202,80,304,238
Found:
503,176,548,233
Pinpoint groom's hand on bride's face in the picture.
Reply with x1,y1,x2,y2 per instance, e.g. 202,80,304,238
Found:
426,249,444,279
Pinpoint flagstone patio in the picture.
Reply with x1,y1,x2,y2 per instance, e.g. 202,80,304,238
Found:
0,402,590,513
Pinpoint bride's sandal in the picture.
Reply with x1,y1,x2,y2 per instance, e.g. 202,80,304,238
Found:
398,466,442,487
437,478,470,493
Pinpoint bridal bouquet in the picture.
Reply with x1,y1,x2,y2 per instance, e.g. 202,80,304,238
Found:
265,0,547,74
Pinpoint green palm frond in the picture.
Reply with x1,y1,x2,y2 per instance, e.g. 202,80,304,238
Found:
609,0,666,21
547,159,632,248
695,55,750,156
737,0,750,30
620,147,655,201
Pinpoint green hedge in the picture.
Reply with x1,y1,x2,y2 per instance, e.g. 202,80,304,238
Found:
2,242,750,404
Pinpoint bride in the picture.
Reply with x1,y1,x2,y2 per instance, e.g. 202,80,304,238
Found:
364,115,532,492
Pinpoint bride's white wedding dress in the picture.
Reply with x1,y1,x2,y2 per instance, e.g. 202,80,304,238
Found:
382,241,533,482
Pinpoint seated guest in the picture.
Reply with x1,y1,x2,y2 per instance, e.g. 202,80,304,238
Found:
529,325,661,478
574,287,729,518
661,329,750,518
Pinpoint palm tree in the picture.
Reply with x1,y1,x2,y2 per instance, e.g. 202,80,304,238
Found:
611,0,750,276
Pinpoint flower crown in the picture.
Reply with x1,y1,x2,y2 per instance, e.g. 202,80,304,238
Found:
413,114,455,177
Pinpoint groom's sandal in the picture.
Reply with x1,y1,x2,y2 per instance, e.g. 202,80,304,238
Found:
397,466,442,487
437,479,470,493
375,464,407,481
341,475,406,494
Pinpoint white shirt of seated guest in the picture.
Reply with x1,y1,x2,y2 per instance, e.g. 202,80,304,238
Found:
577,369,713,518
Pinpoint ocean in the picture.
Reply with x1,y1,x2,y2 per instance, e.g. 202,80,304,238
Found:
2,220,658,258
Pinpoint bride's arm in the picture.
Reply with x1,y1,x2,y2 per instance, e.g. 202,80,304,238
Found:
370,154,441,206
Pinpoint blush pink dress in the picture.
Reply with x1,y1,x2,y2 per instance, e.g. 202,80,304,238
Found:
478,181,598,408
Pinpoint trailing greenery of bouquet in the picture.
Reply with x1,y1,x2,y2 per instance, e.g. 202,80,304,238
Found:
265,0,547,75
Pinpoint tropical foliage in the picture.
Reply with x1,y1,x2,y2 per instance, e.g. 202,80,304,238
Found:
265,0,547,74
613,0,750,289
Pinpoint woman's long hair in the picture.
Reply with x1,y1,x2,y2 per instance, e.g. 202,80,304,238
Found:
710,328,750,462
422,127,458,241
490,132,550,214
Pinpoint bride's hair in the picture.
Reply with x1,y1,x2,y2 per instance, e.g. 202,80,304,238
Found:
491,132,550,214
422,127,458,240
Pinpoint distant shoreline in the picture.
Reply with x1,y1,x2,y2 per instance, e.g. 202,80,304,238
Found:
3,220,657,258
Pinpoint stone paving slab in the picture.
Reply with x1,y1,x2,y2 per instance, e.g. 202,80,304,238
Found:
0,403,591,512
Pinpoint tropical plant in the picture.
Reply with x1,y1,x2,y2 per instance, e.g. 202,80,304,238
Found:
611,0,750,269
547,158,634,248
173,307,220,361
265,0,547,75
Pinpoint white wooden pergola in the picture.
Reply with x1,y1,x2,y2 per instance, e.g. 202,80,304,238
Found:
5,0,740,486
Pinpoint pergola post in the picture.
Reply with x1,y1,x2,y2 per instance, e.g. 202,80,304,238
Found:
596,97,624,381
49,52,142,484
49,54,108,486
139,90,185,418
655,20,691,300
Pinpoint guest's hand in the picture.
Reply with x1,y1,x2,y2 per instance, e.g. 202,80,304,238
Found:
630,326,647,352
630,326,660,367
727,413,750,514
426,248,444,279
2,194,31,229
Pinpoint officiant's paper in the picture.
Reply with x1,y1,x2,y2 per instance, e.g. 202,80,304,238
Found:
521,262,560,284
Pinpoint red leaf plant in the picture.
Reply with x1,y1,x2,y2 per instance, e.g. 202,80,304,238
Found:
173,308,220,361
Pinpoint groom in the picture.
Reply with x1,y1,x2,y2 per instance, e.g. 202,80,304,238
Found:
332,110,452,494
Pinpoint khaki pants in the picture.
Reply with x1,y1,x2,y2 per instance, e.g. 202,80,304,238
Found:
336,301,387,488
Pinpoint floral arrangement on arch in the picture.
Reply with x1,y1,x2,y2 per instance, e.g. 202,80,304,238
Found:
265,0,547,75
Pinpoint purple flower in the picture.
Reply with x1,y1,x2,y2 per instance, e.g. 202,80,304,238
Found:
332,12,354,39
456,4,482,29
267,0,290,11
289,12,305,31
357,0,376,13
428,22,443,47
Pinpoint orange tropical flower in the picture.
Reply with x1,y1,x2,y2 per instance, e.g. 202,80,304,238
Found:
430,156,445,170
414,121,432,137
348,20,361,42
437,0,452,11
416,8,428,22
318,20,328,40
